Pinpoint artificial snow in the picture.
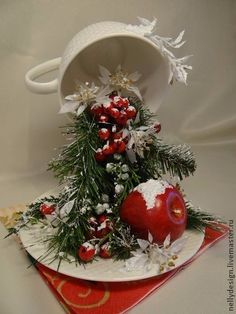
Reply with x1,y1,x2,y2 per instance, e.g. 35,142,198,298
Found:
134,179,172,209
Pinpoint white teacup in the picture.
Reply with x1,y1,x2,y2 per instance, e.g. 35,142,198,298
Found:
25,21,171,112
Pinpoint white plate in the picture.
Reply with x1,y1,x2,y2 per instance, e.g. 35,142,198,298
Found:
19,225,204,282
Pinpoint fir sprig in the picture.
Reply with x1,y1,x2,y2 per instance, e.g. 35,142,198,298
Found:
186,201,225,231
141,139,196,180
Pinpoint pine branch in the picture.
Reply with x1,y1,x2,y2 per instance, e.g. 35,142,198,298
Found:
186,201,226,231
141,139,196,180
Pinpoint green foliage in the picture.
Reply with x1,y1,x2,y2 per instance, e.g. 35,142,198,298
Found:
186,201,225,231
141,139,197,181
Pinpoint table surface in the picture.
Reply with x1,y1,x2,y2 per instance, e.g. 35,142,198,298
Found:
0,145,234,314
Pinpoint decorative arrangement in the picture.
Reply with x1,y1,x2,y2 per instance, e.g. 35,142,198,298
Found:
9,18,225,279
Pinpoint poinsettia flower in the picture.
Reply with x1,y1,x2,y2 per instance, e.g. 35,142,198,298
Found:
59,83,110,116
98,65,142,99
124,232,187,274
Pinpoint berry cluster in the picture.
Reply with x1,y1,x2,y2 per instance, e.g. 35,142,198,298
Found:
78,241,111,262
78,214,113,262
90,94,137,162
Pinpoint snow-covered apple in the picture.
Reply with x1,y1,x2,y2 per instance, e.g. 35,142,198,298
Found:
120,179,187,244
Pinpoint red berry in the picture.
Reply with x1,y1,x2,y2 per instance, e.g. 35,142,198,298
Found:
120,98,129,109
40,203,56,215
113,96,129,109
78,242,96,262
90,104,104,116
126,106,137,119
103,143,116,155
103,102,114,114
88,216,98,227
154,122,161,134
109,91,118,100
95,218,113,238
116,141,126,153
98,128,110,141
95,149,106,162
116,111,128,126
112,132,123,140
99,114,109,123
99,243,112,259
109,107,120,119
97,214,108,224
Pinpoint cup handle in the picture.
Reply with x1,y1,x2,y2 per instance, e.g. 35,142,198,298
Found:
25,57,61,94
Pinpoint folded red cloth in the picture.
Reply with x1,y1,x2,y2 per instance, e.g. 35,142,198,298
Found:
36,226,228,314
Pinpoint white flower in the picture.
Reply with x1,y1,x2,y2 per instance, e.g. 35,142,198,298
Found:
126,17,192,85
59,83,110,116
124,232,187,274
98,65,142,99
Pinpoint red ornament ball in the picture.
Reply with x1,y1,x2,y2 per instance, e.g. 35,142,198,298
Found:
78,242,96,262
40,203,56,215
120,179,187,244
98,128,110,141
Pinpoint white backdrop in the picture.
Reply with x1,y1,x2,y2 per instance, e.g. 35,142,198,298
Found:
0,1,235,314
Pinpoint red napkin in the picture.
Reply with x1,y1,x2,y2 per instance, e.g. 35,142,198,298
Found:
36,226,228,314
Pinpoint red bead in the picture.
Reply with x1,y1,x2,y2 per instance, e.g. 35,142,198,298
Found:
126,106,137,119
154,122,161,134
40,203,56,215
95,149,106,162
116,141,126,153
116,111,128,126
78,243,96,262
99,114,109,123
109,107,120,119
98,128,110,141
90,104,104,116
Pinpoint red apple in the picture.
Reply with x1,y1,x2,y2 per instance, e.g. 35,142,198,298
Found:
120,180,187,244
